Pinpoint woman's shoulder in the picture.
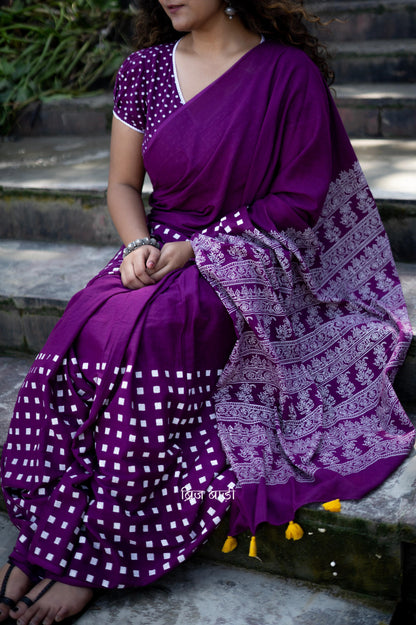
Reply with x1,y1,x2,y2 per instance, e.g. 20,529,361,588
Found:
118,42,176,75
262,40,319,68
258,39,326,90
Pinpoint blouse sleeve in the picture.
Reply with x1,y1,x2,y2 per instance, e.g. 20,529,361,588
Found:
113,52,147,133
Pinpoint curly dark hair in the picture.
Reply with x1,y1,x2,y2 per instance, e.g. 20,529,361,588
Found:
133,0,334,84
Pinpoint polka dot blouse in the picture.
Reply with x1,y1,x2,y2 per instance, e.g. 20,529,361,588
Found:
113,41,185,153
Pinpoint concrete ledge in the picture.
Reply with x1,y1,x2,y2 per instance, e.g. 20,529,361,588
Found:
0,354,33,447
6,85,416,139
335,84,416,138
0,135,112,192
1,137,416,262
2,135,415,198
0,241,117,352
0,305,62,354
0,241,414,402
201,507,403,600
378,200,416,262
330,39,416,83
201,428,416,601
13,93,113,138
0,512,397,625
0,188,119,246
1,190,413,259
308,0,416,43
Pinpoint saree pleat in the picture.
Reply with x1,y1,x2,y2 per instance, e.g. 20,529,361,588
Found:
3,253,237,588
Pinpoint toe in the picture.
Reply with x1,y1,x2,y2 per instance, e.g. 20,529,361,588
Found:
41,611,55,625
0,564,32,622
16,606,42,625
0,607,13,623
11,602,28,621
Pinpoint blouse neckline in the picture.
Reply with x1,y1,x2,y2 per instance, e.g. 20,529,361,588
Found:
172,35,265,105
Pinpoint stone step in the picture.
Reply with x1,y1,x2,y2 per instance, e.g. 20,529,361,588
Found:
13,93,113,137
331,39,416,83
200,426,416,602
0,239,414,401
335,83,416,139
9,83,416,139
308,0,416,42
0,241,117,354
0,512,396,625
1,135,415,200
1,136,415,259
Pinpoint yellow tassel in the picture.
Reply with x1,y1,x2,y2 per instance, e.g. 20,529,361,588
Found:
285,521,304,540
221,535,238,553
249,535,257,558
322,498,342,512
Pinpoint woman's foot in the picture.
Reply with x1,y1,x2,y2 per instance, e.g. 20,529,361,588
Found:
10,579,94,625
0,563,32,622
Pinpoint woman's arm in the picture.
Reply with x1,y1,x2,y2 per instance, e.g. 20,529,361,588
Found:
108,116,194,288
107,117,160,289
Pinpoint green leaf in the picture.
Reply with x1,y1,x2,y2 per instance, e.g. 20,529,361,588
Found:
1,0,134,134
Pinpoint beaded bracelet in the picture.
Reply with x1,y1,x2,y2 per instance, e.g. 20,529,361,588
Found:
123,237,161,259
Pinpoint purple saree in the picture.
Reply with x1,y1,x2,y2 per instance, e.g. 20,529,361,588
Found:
145,41,414,535
2,41,414,588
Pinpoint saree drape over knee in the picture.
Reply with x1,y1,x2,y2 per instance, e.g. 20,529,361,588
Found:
2,40,414,588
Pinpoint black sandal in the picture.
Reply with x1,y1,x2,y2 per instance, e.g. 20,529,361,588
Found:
0,562,17,610
18,579,56,609
16,580,91,625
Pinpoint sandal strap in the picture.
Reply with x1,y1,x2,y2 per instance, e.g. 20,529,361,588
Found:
20,579,56,609
0,563,14,596
0,594,16,608
19,594,34,607
34,580,56,603
0,563,17,609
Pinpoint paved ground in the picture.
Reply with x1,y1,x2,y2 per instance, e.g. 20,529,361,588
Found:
0,514,394,625
0,239,117,304
1,136,415,201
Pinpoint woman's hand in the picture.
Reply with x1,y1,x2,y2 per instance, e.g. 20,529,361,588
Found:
120,241,194,290
149,241,195,283
120,245,161,290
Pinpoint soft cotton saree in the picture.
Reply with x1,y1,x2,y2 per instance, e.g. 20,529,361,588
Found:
2,41,413,588
145,40,414,536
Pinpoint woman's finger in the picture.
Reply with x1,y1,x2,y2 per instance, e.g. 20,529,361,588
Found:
145,247,161,271
121,247,159,288
121,258,147,289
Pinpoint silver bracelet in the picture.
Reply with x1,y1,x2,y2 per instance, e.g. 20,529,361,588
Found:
123,237,161,259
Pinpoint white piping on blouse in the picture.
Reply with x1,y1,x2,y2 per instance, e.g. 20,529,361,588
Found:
172,39,186,105
113,110,145,133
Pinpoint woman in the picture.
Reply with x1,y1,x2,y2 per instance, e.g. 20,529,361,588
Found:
0,1,414,623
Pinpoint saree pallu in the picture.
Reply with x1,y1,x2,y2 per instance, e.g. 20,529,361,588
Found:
145,41,414,536
1,41,414,587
